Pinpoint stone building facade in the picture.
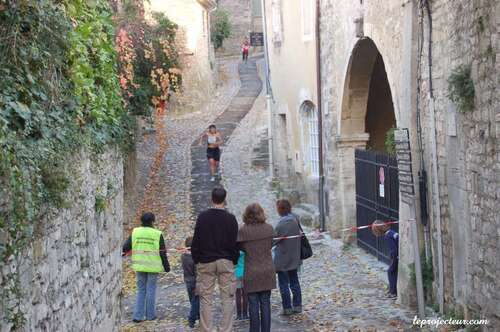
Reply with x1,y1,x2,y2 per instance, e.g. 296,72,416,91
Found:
265,0,498,325
0,149,124,331
146,0,217,111
317,0,498,325
262,0,321,208
413,0,499,326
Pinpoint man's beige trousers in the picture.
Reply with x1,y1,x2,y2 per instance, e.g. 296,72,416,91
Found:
197,259,235,332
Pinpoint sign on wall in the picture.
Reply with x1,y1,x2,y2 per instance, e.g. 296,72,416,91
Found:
379,167,385,197
394,128,415,205
250,32,264,46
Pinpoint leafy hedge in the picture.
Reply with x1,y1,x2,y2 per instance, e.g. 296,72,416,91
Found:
115,2,181,116
0,0,132,327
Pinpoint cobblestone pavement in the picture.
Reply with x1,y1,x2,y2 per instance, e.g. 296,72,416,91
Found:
121,56,419,331
190,57,263,215
220,60,278,225
121,57,241,331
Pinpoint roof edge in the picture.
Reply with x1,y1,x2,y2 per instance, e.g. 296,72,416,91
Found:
197,0,217,10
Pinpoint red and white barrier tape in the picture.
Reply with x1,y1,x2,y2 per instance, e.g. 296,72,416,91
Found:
340,220,412,232
123,221,408,257
123,230,328,257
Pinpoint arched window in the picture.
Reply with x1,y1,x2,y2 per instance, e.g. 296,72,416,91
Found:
300,101,319,176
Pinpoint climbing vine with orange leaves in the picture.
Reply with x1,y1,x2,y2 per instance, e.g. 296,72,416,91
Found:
113,0,182,115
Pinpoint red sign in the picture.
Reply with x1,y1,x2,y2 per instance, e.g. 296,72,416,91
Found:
379,167,385,184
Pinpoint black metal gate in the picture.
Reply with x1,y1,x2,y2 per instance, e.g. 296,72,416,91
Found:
355,149,399,264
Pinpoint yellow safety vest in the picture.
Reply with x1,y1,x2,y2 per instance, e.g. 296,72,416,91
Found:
131,227,163,273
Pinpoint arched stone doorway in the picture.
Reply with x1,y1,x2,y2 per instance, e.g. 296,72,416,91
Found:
336,38,397,242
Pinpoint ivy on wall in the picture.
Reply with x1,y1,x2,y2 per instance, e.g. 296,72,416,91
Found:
0,0,132,327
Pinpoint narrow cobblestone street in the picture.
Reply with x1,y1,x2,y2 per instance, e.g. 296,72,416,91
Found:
3,1,498,331
120,57,419,331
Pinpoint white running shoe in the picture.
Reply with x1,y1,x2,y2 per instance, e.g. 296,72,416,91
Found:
210,176,215,182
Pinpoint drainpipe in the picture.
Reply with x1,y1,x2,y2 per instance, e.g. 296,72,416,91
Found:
423,0,444,314
260,0,274,179
315,0,326,232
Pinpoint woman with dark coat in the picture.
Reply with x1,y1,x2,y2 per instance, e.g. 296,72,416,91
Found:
237,203,276,332
273,199,302,315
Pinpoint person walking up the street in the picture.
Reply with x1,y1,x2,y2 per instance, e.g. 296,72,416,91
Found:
199,124,223,182
372,220,399,299
122,212,170,323
181,236,200,328
273,199,303,315
238,203,276,332
241,39,250,63
234,250,249,320
191,187,239,332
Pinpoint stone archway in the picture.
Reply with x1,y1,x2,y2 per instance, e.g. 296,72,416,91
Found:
336,38,396,241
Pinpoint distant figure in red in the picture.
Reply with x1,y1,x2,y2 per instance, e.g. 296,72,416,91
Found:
242,40,250,63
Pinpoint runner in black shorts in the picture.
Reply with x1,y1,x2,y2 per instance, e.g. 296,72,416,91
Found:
199,124,223,181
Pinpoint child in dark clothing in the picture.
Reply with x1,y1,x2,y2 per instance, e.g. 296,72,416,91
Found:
372,220,399,298
181,237,200,328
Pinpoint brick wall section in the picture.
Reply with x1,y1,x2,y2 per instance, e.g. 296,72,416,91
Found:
0,149,123,332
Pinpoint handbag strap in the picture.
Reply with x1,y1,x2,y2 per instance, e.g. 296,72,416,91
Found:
292,213,304,234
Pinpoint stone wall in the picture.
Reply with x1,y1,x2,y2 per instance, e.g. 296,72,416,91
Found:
0,149,123,332
215,0,252,56
318,0,499,325
417,0,499,325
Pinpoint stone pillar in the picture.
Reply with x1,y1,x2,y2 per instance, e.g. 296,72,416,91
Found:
335,133,369,243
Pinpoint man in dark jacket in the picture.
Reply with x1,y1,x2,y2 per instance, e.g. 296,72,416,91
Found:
191,187,239,332
122,212,170,322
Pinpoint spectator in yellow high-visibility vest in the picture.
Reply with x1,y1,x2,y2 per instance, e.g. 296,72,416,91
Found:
123,212,170,323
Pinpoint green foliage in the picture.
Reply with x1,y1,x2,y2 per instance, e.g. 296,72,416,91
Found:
115,5,181,116
94,195,107,213
133,12,180,114
409,252,434,300
0,0,132,326
95,180,117,213
385,127,396,156
447,65,475,113
211,9,231,50
477,16,485,33
66,0,126,144
40,166,70,209
421,255,434,296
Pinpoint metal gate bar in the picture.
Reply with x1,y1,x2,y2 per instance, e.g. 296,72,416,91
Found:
355,149,399,264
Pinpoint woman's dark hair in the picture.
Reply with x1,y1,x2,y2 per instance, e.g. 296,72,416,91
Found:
185,236,193,247
243,203,266,225
208,124,216,130
141,212,155,226
211,187,227,204
276,199,292,216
